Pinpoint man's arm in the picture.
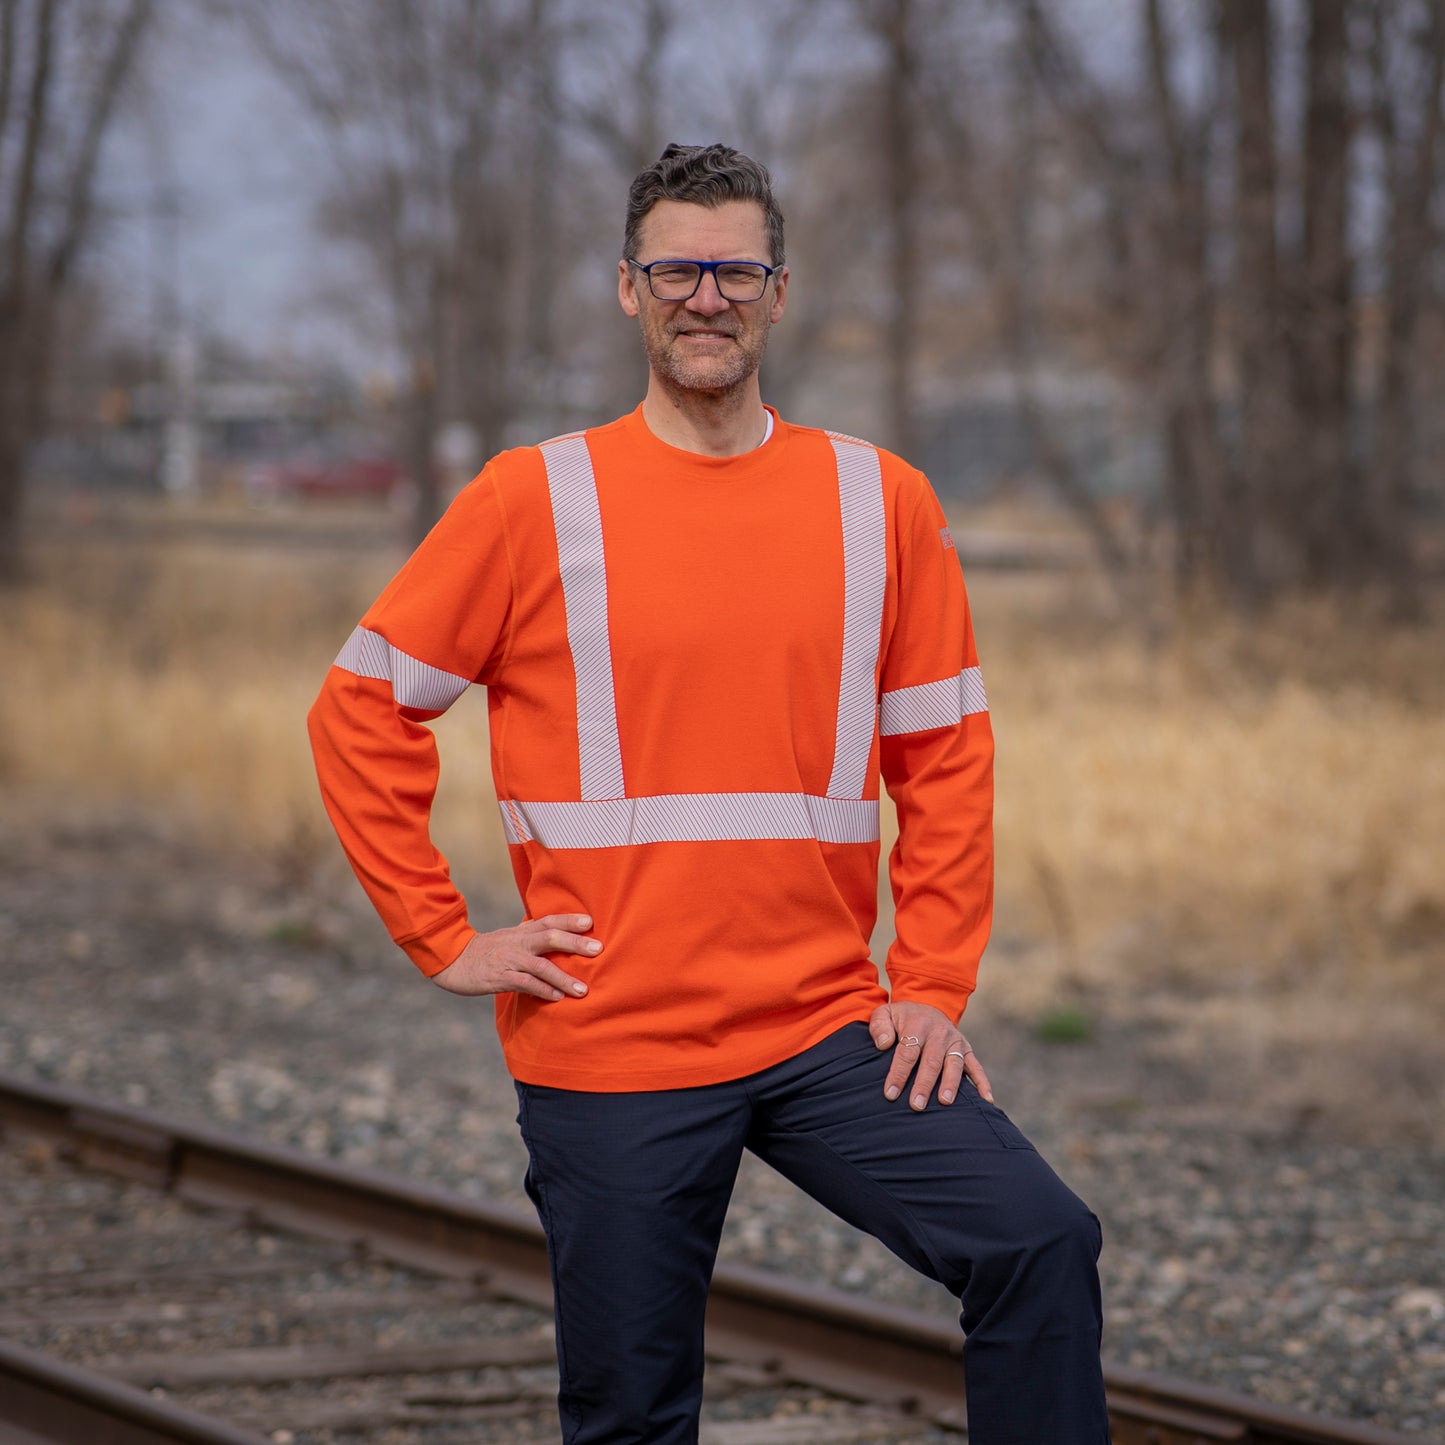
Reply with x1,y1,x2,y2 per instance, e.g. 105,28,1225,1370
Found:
871,477,996,1109
307,466,596,989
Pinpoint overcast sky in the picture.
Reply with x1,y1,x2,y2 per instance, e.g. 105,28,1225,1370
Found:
98,12,364,373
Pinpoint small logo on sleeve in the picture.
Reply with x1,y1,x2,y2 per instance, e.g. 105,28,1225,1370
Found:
940,527,956,551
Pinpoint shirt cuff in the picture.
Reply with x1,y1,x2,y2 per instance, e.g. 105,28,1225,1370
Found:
401,915,477,977
886,970,975,1023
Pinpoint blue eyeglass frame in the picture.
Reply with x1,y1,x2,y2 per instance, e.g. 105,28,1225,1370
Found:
627,257,778,301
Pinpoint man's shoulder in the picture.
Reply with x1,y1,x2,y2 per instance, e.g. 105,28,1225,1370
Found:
782,418,933,495
473,414,633,495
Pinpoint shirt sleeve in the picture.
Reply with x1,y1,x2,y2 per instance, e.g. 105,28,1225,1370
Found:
306,467,515,976
878,478,995,1020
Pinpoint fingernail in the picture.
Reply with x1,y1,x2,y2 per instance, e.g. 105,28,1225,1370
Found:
911,1094,926,1110
572,982,588,995
586,940,601,953
878,1035,893,1049
983,1092,995,1103
941,1090,954,1103
885,1086,900,1101
578,916,592,927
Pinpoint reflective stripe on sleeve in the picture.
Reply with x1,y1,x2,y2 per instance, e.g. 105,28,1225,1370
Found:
878,666,988,737
334,626,472,712
826,437,887,800
498,793,879,849
541,433,627,801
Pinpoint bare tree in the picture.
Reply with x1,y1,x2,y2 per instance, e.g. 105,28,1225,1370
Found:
235,0,542,541
0,0,155,584
993,0,1443,610
1368,0,1445,617
855,0,923,459
1294,0,1355,584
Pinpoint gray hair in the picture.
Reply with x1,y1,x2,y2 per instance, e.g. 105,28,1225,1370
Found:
624,142,785,266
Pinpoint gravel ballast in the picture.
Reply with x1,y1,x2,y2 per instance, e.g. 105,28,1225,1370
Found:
1,812,1440,1438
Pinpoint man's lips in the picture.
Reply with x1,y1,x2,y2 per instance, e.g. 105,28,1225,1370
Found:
673,328,736,341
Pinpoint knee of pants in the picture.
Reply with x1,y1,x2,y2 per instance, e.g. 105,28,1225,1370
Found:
958,1191,1103,1315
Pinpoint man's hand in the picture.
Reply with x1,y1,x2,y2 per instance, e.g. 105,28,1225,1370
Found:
432,915,600,1000
869,1001,993,1110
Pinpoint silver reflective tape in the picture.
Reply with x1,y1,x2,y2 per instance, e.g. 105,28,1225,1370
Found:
879,666,988,737
497,792,880,849
541,434,626,801
334,626,472,713
827,438,887,800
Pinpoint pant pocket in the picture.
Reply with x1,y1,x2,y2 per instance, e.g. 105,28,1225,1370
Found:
965,1081,1037,1151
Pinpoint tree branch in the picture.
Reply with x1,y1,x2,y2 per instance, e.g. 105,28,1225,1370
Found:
3,0,55,308
47,0,156,294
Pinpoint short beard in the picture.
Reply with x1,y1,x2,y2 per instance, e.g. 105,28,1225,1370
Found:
640,316,770,398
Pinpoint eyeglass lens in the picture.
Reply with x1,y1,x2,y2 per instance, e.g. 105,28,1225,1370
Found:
647,262,770,301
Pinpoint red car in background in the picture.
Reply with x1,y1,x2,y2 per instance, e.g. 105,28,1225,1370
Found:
246,444,411,506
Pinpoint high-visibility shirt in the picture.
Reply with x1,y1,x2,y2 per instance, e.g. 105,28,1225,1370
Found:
308,405,994,1091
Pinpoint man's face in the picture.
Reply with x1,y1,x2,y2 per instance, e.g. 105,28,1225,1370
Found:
618,199,789,397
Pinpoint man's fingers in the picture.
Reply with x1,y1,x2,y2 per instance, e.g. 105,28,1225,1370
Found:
868,1005,896,1050
517,954,591,999
938,1047,968,1106
537,927,602,957
504,967,573,1002
882,1031,922,1101
530,913,594,933
908,1042,946,1111
526,915,602,957
964,1051,994,1103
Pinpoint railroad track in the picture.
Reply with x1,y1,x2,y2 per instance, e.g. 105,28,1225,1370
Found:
0,1072,1424,1445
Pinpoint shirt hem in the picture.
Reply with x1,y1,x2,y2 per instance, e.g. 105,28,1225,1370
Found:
499,997,883,1092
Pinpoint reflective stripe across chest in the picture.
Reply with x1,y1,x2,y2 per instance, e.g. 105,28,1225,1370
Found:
500,433,887,850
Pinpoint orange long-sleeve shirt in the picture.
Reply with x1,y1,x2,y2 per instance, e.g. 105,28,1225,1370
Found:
308,406,994,1090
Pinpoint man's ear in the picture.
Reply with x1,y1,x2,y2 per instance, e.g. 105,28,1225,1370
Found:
618,259,641,319
768,265,790,325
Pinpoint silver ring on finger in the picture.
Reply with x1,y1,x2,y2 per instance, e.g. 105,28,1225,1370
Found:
901,1035,921,1048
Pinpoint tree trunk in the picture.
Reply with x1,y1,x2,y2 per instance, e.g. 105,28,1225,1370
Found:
1370,1,1443,615
405,354,441,548
0,0,153,585
1145,0,1232,595
879,0,919,461
1221,0,1287,601
1294,0,1354,584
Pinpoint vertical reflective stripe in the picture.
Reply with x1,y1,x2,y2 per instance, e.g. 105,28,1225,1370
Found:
827,438,887,800
541,434,625,801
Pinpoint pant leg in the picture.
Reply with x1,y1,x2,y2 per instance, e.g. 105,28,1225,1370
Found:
515,1079,751,1445
745,1022,1111,1445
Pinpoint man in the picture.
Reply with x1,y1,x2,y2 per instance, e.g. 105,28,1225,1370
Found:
309,142,1110,1445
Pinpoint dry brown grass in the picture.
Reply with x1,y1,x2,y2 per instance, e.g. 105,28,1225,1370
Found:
4,503,1442,1136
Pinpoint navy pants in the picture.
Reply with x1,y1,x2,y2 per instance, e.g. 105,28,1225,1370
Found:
515,1021,1110,1445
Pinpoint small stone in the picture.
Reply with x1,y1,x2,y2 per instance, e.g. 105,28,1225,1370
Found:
1393,1288,1445,1318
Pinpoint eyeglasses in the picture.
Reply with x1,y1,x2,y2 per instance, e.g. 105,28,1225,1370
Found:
627,258,777,303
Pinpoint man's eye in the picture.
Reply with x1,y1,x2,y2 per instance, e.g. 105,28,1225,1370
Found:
654,266,696,284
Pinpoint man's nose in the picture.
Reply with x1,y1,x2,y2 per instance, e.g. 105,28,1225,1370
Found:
686,271,731,315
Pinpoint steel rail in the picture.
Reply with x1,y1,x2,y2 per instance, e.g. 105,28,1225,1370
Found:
0,1336,272,1445
0,1070,1424,1445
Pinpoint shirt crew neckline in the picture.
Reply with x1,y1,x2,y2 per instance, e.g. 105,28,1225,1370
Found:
622,403,793,481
